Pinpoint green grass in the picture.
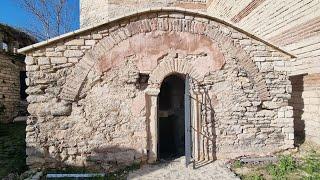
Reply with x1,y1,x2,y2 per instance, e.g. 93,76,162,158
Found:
234,152,320,180
234,160,243,168
0,122,27,178
301,150,320,180
242,174,265,180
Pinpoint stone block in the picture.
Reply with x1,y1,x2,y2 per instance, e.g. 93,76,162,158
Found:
92,34,103,40
85,40,96,46
64,50,84,57
50,100,72,116
65,39,85,46
55,45,67,51
26,65,40,71
25,56,35,65
38,57,50,65
46,51,63,57
262,101,281,109
51,57,68,64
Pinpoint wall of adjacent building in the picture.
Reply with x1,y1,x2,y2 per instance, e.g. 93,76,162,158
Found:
290,74,320,145
0,52,25,123
80,0,209,27
207,0,320,75
0,24,36,123
206,0,320,145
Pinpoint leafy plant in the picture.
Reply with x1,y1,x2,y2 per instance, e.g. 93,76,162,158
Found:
267,155,296,180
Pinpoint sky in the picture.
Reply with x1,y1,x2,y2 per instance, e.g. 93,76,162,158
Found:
0,0,80,38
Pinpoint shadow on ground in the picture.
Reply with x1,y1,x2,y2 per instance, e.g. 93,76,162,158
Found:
0,122,27,179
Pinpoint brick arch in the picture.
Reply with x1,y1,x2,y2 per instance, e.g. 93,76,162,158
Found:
59,9,271,102
149,58,203,86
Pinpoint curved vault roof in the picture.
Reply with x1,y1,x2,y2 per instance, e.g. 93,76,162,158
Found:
18,7,295,58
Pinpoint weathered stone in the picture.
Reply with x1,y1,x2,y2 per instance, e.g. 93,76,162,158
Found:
46,51,63,57
65,39,85,46
38,57,50,65
26,65,40,71
20,10,299,172
25,56,35,65
49,100,72,116
51,57,68,64
262,101,281,109
85,40,96,46
64,50,84,57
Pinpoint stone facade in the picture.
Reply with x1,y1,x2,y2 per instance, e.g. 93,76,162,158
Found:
81,0,320,146
19,8,294,171
0,24,36,123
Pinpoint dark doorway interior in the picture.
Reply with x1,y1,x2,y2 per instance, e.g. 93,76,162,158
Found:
158,74,185,159
19,71,27,100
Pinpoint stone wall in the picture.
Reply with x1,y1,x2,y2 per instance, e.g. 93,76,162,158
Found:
0,52,25,123
206,0,320,145
0,24,36,123
22,9,294,171
206,0,320,75
80,0,209,27
289,74,320,145
80,0,320,77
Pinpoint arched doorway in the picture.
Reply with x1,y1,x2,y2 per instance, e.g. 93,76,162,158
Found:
158,74,185,159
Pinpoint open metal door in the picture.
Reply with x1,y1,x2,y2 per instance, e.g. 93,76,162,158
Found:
184,75,192,167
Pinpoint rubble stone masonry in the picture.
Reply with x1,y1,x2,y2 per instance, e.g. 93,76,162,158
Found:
0,24,35,123
0,52,25,123
20,9,294,171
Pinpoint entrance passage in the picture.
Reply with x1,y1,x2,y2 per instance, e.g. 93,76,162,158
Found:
158,74,185,159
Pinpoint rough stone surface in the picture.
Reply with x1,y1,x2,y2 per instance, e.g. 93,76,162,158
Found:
289,74,320,145
80,0,209,27
128,157,239,180
23,9,294,171
0,24,36,123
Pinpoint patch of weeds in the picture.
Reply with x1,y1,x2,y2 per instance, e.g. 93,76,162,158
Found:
300,150,320,179
266,155,296,180
234,160,243,168
243,173,265,180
